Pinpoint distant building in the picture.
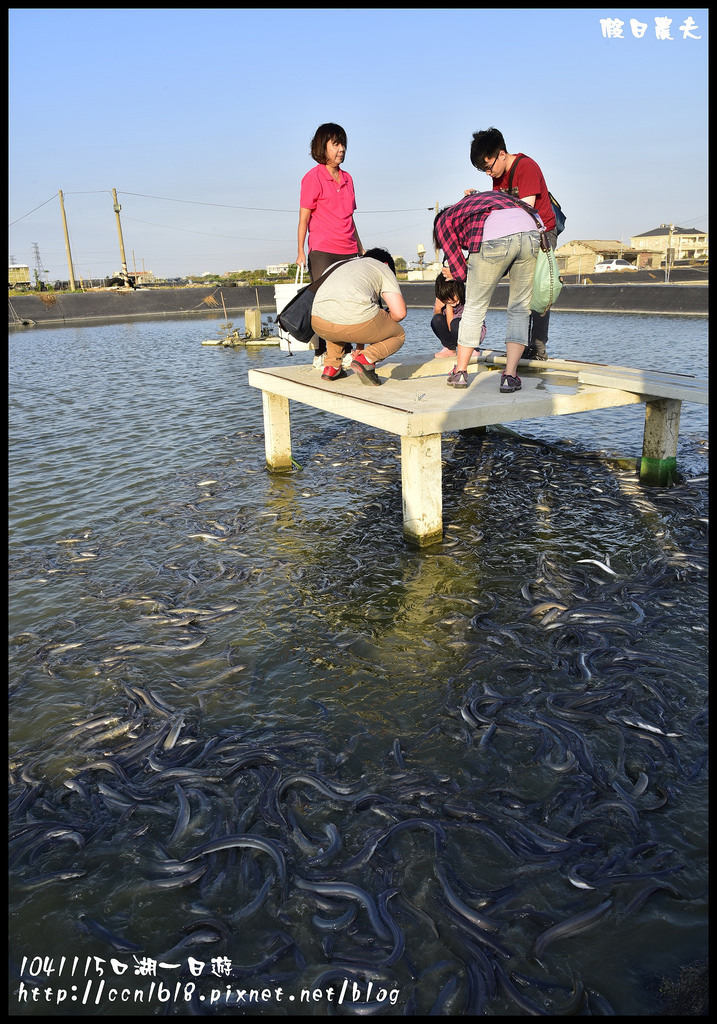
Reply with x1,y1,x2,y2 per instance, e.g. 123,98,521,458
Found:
266,263,291,276
630,224,708,266
406,261,443,281
133,270,156,286
112,268,156,286
9,264,31,287
556,226,709,276
555,242,641,276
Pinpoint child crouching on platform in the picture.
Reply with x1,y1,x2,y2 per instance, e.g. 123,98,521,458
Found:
431,274,485,358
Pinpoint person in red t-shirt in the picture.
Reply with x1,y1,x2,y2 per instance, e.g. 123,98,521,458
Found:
297,123,365,360
467,127,556,361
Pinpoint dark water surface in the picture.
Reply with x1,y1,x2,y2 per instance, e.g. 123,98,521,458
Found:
9,311,708,1015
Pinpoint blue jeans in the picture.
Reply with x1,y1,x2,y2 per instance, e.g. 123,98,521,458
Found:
457,230,540,351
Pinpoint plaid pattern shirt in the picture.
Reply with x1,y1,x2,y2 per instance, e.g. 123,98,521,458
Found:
435,191,542,282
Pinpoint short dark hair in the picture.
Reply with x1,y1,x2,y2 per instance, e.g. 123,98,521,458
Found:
470,127,506,171
310,123,347,164
435,274,465,305
363,247,396,275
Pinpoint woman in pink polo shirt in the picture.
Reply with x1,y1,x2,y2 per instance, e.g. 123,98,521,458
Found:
297,123,364,358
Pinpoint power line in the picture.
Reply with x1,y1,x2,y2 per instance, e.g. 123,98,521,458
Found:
10,189,707,232
8,194,57,226
117,190,432,214
122,215,291,242
8,190,110,227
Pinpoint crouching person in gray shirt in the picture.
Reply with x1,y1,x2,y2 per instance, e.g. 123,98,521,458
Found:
311,247,407,387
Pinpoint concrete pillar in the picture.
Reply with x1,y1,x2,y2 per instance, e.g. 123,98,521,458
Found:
262,392,293,472
245,307,262,339
401,433,443,546
639,397,681,486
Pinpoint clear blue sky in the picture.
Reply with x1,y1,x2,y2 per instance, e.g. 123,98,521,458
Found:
9,8,708,281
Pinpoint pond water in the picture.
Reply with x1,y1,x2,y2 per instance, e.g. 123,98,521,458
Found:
9,309,708,1015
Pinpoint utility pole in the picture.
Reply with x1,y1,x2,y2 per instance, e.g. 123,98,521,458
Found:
58,190,77,291
112,188,131,287
665,223,674,283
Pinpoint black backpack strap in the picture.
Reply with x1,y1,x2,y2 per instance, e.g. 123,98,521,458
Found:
507,154,525,194
308,254,361,294
508,155,551,245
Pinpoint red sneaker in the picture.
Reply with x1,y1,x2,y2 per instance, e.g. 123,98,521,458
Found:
321,365,347,381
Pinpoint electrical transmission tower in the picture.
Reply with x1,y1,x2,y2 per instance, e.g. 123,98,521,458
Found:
32,243,48,287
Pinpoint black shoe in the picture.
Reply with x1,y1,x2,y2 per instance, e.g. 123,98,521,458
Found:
447,366,469,388
500,373,522,393
532,339,548,361
351,355,382,386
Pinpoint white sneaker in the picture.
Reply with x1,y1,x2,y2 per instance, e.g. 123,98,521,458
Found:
341,351,354,370
312,354,325,370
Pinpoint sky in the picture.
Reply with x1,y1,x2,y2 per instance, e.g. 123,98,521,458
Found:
8,8,709,282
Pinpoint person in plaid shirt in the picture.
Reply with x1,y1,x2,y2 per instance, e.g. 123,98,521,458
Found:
433,191,542,393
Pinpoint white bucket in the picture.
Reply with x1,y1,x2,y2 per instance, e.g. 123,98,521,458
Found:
274,267,315,351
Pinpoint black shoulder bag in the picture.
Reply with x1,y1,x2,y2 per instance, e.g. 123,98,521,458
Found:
277,259,354,346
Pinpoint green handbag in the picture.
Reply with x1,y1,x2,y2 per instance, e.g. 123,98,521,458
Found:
531,237,562,315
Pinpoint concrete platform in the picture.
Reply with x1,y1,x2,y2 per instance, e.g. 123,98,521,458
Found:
247,353,707,546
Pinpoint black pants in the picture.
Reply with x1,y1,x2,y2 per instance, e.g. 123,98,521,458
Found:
527,309,549,358
430,313,460,351
308,250,357,356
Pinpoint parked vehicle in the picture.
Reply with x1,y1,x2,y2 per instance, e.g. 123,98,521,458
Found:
594,259,638,273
